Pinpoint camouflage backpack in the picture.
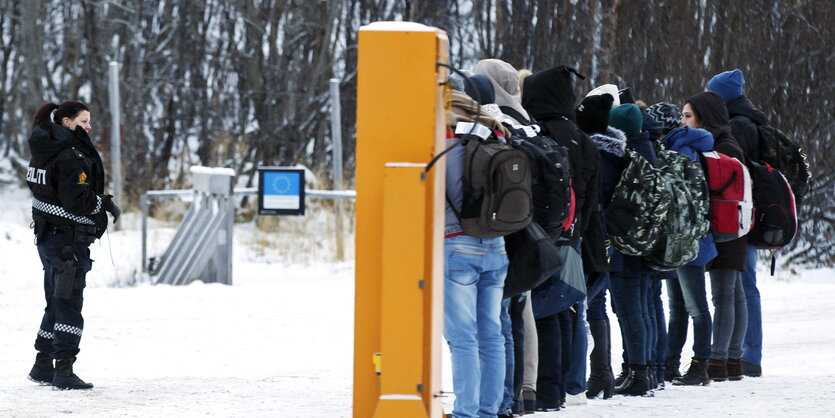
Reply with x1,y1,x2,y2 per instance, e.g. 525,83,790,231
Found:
644,149,711,270
605,149,669,256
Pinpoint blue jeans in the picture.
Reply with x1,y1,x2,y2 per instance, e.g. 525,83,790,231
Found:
564,298,588,395
667,265,712,361
610,273,651,366
741,245,762,365
710,269,748,360
444,235,508,418
650,278,667,377
500,298,514,413
587,274,610,321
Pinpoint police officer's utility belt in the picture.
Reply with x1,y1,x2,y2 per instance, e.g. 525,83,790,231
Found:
33,216,97,246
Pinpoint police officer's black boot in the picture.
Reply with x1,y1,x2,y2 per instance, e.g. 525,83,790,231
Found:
52,357,93,390
27,352,54,385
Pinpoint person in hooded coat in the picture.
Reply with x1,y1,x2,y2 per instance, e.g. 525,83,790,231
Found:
575,92,620,399
521,65,597,411
659,126,718,386
474,58,539,415
682,91,748,383
708,69,765,378
604,103,656,396
25,100,121,390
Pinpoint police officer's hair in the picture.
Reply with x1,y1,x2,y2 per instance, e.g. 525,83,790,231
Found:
32,101,89,130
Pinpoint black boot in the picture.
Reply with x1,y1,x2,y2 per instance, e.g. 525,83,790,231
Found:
726,358,744,381
664,356,681,382
672,358,710,386
741,360,762,377
614,363,630,390
52,357,93,390
649,368,658,390
614,365,651,396
586,319,615,399
27,352,54,385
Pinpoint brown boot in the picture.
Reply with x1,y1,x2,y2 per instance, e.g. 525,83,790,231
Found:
707,358,728,382
726,358,744,381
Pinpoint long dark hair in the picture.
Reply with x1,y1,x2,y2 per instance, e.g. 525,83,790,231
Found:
32,100,90,130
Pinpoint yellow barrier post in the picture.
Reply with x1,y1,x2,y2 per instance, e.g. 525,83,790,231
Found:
354,22,449,418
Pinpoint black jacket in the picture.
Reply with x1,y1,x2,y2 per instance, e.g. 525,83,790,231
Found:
686,92,747,271
27,123,108,235
726,95,767,163
522,66,600,241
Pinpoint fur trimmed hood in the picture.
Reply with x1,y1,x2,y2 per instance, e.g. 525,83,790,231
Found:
589,126,627,157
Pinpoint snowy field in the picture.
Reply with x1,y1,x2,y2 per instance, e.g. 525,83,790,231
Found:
1,186,834,417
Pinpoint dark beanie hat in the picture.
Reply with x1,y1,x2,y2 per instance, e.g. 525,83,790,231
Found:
646,102,681,135
609,104,643,137
707,69,745,102
618,87,635,104
576,94,614,134
464,74,496,105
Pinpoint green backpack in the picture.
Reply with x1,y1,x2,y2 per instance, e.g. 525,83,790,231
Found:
644,149,711,270
605,149,669,256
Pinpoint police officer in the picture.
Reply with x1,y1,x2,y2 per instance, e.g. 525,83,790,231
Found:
25,101,121,390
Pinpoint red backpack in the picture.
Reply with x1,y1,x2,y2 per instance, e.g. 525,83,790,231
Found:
700,151,754,242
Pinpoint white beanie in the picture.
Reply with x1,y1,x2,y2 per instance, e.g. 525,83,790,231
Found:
586,84,621,107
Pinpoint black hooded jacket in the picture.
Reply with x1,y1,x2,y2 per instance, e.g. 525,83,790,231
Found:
726,95,767,163
522,66,600,241
27,123,108,234
686,92,747,271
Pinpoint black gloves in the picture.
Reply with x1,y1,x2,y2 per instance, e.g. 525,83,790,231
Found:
102,195,122,224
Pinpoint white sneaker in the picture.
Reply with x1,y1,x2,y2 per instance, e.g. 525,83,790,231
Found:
565,392,587,406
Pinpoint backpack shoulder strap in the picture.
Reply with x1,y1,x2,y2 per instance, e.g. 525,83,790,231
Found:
499,106,532,125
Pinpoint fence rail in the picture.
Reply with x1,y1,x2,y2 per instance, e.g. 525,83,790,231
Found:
141,188,356,274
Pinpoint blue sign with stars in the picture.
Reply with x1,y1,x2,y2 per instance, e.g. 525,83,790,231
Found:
258,168,305,215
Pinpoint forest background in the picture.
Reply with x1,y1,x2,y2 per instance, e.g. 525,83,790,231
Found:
0,0,831,266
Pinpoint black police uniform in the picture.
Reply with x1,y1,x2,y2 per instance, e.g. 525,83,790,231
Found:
26,123,109,360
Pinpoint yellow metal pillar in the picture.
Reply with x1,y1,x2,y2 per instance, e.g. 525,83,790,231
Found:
354,22,449,418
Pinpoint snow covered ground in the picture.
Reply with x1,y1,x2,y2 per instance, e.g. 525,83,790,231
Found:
1,185,834,417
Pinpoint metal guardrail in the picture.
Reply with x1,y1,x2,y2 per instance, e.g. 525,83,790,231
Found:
141,187,356,275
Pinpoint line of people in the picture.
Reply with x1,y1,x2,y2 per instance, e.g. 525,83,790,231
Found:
443,62,768,418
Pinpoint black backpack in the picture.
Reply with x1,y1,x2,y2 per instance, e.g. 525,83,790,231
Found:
449,123,533,238
503,221,562,298
756,124,811,205
506,128,572,233
748,161,798,249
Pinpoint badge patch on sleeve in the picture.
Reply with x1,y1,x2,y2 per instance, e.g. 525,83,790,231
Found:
78,172,88,184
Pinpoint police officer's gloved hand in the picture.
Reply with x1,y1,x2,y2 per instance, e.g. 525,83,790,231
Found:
102,195,122,224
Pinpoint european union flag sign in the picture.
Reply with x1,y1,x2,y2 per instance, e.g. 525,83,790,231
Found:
258,167,305,215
